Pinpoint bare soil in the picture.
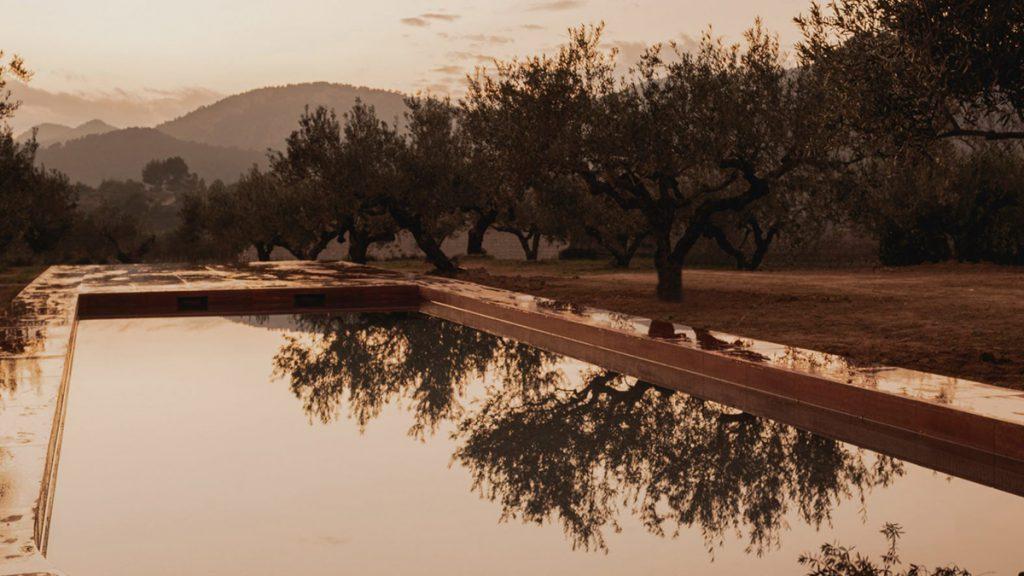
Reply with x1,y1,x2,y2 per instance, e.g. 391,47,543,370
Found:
382,257,1024,389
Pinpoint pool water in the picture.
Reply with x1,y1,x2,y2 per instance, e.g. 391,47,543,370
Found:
47,313,1023,575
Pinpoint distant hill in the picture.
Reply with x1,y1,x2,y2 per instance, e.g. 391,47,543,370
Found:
6,78,221,134
16,119,118,147
35,128,264,186
26,82,409,185
157,82,408,152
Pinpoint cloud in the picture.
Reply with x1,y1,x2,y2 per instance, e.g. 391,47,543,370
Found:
299,535,350,547
432,65,464,75
608,40,656,66
423,83,452,94
461,34,514,45
672,33,701,54
520,24,545,30
6,79,222,132
421,12,459,22
49,69,90,83
527,0,585,11
606,35,700,78
448,51,495,63
402,12,459,27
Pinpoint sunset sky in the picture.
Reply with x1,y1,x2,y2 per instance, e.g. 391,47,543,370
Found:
2,0,809,128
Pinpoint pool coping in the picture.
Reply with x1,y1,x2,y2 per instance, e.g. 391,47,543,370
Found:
2,261,1023,575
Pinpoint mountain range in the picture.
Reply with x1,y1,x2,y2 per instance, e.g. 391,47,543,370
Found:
157,82,408,152
34,128,265,185
26,82,409,186
16,119,118,147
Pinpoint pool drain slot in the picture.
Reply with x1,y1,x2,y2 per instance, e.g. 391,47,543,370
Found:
294,293,327,308
176,296,209,312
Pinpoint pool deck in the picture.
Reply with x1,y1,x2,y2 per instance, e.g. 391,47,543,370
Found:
2,261,1023,575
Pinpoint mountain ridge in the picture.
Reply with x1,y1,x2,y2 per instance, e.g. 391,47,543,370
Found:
16,119,118,147
27,82,411,185
156,82,409,151
35,127,264,186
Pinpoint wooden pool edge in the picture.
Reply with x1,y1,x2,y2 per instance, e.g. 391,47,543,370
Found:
422,300,1024,498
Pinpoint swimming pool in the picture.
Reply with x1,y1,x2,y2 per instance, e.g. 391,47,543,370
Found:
45,312,1024,575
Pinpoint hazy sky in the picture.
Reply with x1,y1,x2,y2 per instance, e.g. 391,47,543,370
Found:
2,0,809,126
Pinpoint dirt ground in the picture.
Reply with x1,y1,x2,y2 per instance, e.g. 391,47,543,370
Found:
382,257,1024,389
4,260,1022,388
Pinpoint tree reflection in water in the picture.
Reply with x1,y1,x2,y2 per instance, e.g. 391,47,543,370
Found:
272,312,904,555
272,312,559,437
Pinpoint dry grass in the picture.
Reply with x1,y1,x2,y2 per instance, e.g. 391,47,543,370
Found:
382,257,1024,389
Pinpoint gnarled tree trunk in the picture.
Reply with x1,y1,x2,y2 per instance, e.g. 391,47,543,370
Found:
654,259,683,301
388,206,459,274
704,219,779,271
348,228,396,264
496,226,542,261
584,226,648,268
653,227,684,301
466,209,497,255
254,241,274,262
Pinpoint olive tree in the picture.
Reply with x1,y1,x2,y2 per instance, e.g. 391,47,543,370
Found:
233,166,337,261
0,130,78,262
0,130,40,256
567,184,650,268
463,62,581,261
386,96,473,273
281,98,469,272
0,51,29,124
273,104,397,264
701,168,839,270
142,156,199,194
173,180,249,262
797,0,1024,146
1,54,76,262
496,24,836,299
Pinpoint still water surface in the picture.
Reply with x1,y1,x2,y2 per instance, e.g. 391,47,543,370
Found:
48,313,1023,575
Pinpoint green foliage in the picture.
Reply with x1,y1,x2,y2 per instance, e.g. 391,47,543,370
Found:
75,197,156,264
227,165,337,261
463,48,594,260
262,98,470,270
0,129,78,263
23,170,77,254
0,51,30,125
10,5,1024,277
797,0,1024,146
172,180,249,262
389,95,475,272
0,129,39,253
856,144,1024,266
877,218,951,267
467,21,839,297
946,147,1024,264
142,156,198,193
